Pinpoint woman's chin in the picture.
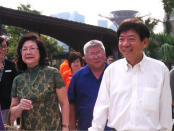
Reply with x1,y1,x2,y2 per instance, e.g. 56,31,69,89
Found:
26,63,38,68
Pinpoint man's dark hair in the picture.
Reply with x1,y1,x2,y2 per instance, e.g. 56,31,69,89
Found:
117,18,150,41
16,32,48,71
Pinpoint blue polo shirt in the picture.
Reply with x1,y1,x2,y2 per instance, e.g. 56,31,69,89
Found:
68,64,108,130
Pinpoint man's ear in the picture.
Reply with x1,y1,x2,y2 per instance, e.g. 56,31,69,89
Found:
143,37,149,48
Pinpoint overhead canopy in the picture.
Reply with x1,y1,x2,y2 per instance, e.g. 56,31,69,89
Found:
0,6,119,57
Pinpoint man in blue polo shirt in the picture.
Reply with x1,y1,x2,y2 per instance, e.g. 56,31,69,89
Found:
68,40,110,131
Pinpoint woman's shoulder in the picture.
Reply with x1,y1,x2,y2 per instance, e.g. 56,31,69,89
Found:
42,66,57,70
13,72,25,82
41,66,59,74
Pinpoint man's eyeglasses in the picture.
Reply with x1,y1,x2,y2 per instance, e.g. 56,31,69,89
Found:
21,47,38,53
87,51,104,58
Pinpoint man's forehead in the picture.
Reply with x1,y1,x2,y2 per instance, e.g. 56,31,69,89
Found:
87,46,102,51
120,30,137,37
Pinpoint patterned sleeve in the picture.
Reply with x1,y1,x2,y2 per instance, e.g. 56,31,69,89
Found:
53,68,65,89
11,76,18,98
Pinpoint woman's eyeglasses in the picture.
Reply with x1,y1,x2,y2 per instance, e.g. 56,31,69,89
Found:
21,47,38,53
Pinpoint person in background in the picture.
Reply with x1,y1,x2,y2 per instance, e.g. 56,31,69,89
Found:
106,55,114,64
62,51,83,90
170,67,174,130
82,56,87,66
68,40,111,131
59,58,70,77
10,33,69,130
0,36,17,123
0,105,4,130
89,18,173,131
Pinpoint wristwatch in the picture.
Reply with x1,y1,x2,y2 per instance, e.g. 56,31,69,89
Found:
62,124,69,128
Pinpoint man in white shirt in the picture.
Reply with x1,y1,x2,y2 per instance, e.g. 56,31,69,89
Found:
89,18,173,131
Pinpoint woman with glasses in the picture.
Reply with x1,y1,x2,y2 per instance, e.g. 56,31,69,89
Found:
9,33,69,130
0,36,17,123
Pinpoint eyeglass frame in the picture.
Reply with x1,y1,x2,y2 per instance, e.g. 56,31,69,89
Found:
86,50,105,58
21,47,39,53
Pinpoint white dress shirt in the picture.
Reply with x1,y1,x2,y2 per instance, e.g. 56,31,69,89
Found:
89,54,173,131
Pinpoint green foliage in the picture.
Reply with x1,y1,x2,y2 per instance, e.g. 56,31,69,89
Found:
160,43,174,62
145,33,174,69
40,35,64,61
136,16,159,34
2,25,29,58
162,0,174,34
17,4,41,14
144,18,159,34
162,0,174,15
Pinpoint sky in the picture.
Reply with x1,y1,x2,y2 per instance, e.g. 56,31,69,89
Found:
0,0,165,33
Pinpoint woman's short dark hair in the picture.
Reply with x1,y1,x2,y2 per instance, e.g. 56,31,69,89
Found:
16,32,48,71
68,51,83,68
117,18,150,41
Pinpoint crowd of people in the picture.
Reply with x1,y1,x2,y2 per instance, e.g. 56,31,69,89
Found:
0,18,173,131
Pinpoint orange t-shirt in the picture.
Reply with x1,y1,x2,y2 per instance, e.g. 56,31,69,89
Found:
62,69,73,90
59,60,70,77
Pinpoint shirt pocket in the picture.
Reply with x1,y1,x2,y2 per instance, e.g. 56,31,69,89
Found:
142,87,160,111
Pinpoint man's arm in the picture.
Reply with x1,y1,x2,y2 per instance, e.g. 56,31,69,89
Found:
160,67,173,130
170,69,174,105
68,73,78,131
69,104,77,131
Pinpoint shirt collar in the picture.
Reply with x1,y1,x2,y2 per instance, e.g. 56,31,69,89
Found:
123,53,147,72
84,62,108,75
27,65,41,72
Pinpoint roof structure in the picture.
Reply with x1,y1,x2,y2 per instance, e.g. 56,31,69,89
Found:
0,6,119,58
110,10,138,26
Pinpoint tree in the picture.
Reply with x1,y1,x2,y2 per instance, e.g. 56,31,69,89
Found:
41,35,64,64
136,16,159,34
162,0,174,34
2,25,29,58
145,33,174,69
17,4,40,14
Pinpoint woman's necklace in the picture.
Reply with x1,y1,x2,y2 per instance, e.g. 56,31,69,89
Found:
26,67,41,87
